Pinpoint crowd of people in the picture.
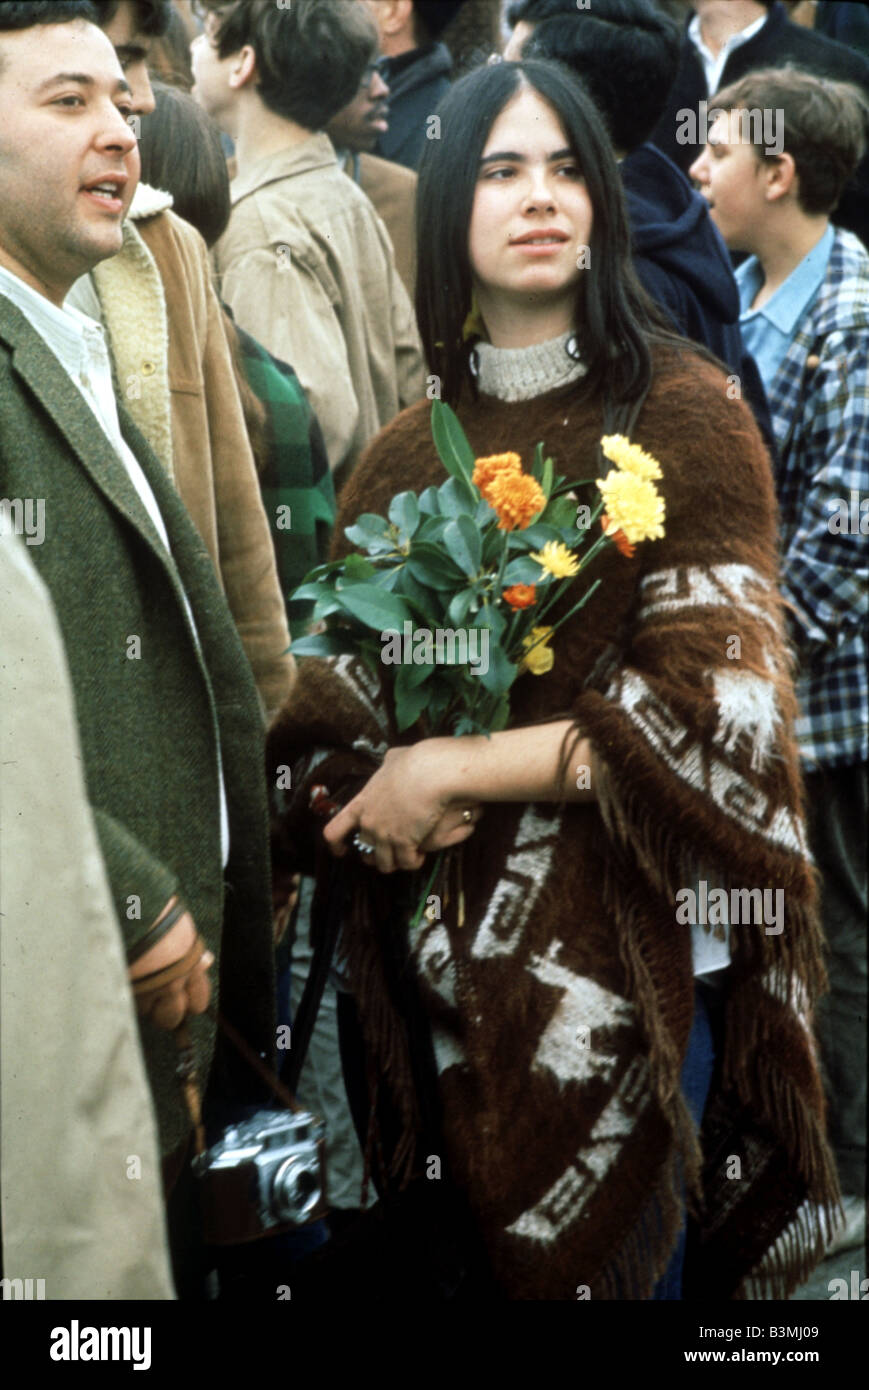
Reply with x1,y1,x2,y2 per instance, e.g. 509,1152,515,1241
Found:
0,0,866,1304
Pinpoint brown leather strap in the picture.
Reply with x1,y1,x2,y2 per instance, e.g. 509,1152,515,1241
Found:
131,935,207,1000
217,1011,301,1114
174,1022,206,1156
126,897,186,966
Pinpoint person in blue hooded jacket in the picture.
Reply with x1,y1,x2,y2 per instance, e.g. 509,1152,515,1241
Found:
504,0,776,455
369,0,466,170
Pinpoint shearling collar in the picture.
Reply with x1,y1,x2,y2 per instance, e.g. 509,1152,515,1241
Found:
90,193,174,481
129,181,174,220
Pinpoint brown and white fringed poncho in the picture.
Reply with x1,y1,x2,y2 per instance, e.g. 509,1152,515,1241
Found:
269,340,840,1300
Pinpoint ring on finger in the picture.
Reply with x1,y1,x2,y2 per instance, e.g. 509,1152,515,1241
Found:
352,832,376,856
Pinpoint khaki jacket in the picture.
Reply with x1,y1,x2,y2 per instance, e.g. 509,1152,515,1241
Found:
83,184,294,722
214,135,427,487
0,536,174,1299
342,150,418,301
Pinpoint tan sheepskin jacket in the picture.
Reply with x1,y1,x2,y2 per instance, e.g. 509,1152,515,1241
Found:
70,184,294,722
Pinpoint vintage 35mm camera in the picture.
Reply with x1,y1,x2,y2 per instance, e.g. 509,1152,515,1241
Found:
193,1109,328,1245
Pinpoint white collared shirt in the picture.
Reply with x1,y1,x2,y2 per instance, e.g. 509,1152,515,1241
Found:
0,261,230,867
688,9,767,96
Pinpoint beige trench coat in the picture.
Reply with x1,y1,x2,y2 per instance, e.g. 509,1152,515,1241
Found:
0,536,174,1300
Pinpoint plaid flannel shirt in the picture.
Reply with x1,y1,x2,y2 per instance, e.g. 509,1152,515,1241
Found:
233,321,336,640
765,229,869,772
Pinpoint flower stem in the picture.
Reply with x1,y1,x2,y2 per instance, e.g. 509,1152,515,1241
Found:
409,851,444,930
544,578,603,640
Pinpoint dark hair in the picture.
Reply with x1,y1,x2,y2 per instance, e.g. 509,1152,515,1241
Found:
0,0,96,76
205,0,375,130
415,57,680,419
137,80,230,246
440,0,501,79
145,5,194,89
88,0,172,35
513,0,681,153
415,1,466,45
713,66,869,215
0,1,95,31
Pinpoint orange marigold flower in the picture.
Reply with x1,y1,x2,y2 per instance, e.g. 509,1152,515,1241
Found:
488,470,546,531
472,452,523,499
502,584,537,610
601,513,636,558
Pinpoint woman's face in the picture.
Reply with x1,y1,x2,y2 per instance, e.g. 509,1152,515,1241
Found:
468,87,593,325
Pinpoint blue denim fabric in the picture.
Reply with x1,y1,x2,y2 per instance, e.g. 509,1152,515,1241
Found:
652,981,718,1300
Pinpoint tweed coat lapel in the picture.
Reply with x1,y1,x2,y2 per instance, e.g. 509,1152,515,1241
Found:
0,295,204,637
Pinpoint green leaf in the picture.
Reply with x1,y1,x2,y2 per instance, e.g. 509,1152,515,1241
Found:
437,477,475,519
503,555,547,585
475,496,495,527
443,516,482,576
541,454,554,502
290,632,357,659
371,566,401,591
388,490,420,541
291,581,332,603
482,528,506,567
295,556,346,584
489,694,511,732
395,660,432,698
333,583,413,632
415,514,450,544
395,569,441,620
473,604,506,642
312,595,345,620
475,643,517,698
515,522,564,550
343,553,377,582
425,682,452,731
540,494,581,529
344,513,393,554
431,400,475,486
394,679,431,732
448,587,475,625
406,541,465,589
531,441,545,480
418,486,441,515
452,714,480,737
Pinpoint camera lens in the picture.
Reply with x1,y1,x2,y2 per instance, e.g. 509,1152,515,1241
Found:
271,1155,321,1223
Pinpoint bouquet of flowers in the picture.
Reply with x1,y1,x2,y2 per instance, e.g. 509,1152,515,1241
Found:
291,400,666,740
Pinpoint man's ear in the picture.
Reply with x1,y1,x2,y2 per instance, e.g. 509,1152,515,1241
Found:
378,1,413,37
764,152,798,204
228,44,257,91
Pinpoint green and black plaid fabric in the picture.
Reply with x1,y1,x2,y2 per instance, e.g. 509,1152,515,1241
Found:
234,320,336,638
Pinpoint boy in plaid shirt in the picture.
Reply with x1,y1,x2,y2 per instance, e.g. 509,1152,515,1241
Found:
690,67,869,1247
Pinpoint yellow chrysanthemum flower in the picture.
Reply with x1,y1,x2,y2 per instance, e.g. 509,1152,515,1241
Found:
519,626,555,675
600,434,663,482
595,469,666,545
529,539,580,579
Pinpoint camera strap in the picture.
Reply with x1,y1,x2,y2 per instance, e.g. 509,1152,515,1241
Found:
216,1011,303,1113
280,849,348,1096
172,1011,307,1162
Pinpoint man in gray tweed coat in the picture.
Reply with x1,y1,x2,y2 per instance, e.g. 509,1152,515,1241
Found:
0,3,274,1289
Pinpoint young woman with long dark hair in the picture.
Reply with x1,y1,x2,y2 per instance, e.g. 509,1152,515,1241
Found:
270,59,838,1300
